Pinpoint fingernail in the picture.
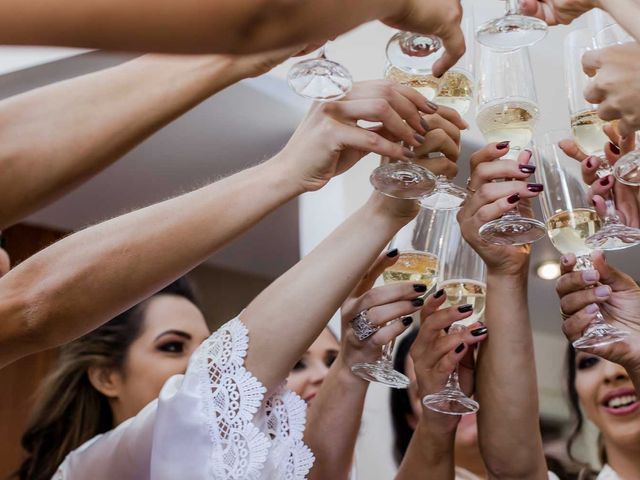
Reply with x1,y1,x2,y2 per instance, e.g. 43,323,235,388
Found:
0,234,5,249
402,147,416,159
455,343,465,354
600,176,610,186
426,100,439,111
458,304,473,313
519,164,536,174
586,158,593,169
413,283,427,293
595,285,611,298
592,199,597,207
434,288,445,298
560,255,570,266
401,316,414,326
507,193,520,204
412,297,425,307
386,248,399,258
523,149,533,161
496,141,510,150
471,326,488,337
609,142,621,155
586,303,599,315
414,133,426,144
582,270,598,283
527,183,544,192
420,117,429,131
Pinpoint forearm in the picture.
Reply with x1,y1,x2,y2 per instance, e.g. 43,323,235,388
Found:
0,54,241,229
242,194,413,391
0,156,300,368
476,271,546,479
306,359,368,480
0,0,396,54
395,417,455,480
599,0,640,41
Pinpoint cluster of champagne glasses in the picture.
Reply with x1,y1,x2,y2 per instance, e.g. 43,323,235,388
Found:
287,4,638,412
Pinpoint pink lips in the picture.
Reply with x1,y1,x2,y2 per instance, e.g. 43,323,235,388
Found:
600,388,640,416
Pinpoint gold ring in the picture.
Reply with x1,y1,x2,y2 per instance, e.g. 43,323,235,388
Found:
465,177,476,194
560,309,571,321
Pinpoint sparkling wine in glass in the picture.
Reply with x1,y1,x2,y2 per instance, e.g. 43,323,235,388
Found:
535,130,627,349
475,46,546,245
352,207,450,387
594,23,640,186
422,220,486,415
287,45,353,102
476,0,547,50
564,28,640,250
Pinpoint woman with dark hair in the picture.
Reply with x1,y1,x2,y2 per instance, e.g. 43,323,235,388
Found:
16,278,208,480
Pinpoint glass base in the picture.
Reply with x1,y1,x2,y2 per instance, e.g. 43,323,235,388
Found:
287,58,353,101
476,14,547,50
478,215,546,246
422,388,479,415
351,360,410,388
614,150,640,186
370,163,436,199
585,223,640,251
573,324,628,350
420,179,467,210
386,31,441,75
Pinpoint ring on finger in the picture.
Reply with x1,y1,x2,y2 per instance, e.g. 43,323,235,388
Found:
465,177,476,194
560,309,571,321
350,309,380,341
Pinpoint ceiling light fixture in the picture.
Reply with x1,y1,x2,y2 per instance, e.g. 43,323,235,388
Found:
536,260,561,280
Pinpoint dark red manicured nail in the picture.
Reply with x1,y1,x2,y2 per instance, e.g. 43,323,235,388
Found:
600,176,610,186
527,183,544,192
507,193,520,204
496,141,510,150
610,142,621,155
586,158,593,168
519,164,536,174
434,288,445,298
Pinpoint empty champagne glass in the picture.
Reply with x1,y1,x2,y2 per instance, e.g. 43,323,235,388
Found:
351,207,451,387
476,0,547,50
594,23,640,186
422,219,486,415
287,45,353,101
564,29,640,250
475,46,546,245
535,130,627,349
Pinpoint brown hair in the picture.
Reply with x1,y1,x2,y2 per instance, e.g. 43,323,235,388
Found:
14,278,198,480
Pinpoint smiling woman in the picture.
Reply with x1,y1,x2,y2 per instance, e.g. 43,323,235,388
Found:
15,278,209,480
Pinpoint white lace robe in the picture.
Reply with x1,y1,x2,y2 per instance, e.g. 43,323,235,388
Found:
53,318,315,479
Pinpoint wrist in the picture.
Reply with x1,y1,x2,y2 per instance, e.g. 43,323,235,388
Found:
336,354,370,387
417,411,458,438
363,192,418,229
487,268,529,286
261,153,308,198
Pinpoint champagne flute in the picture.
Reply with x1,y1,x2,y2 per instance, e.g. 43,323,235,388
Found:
422,219,486,415
475,46,547,245
476,0,547,50
351,207,450,387
287,44,353,101
564,29,640,250
534,130,627,349
594,23,640,186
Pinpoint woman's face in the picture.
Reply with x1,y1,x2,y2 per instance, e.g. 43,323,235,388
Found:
404,355,478,449
286,328,339,405
112,295,209,423
575,352,640,446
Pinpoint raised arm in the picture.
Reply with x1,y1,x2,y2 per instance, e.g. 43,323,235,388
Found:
0,0,464,77
458,145,547,479
0,80,430,369
0,50,296,229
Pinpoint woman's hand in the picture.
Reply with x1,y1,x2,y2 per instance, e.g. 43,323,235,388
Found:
559,127,640,227
583,43,640,137
557,251,640,373
338,252,424,370
410,292,487,432
277,80,437,193
457,144,540,276
519,0,600,25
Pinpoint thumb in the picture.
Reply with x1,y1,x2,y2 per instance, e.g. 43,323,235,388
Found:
351,250,400,297
592,250,634,292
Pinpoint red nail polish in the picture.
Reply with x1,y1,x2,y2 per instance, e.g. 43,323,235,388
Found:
586,158,593,168
507,193,520,204
527,183,544,192
496,141,510,150
609,142,621,155
600,176,610,186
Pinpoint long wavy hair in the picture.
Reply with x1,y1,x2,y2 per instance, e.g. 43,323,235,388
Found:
14,278,199,480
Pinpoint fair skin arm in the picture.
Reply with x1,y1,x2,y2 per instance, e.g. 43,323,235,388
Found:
0,81,425,369
556,251,640,394
0,0,464,76
0,50,297,230
396,295,487,480
459,145,547,479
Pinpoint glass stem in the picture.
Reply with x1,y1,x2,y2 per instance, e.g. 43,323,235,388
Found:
574,255,612,332
506,0,521,15
444,366,462,391
318,46,327,60
602,190,622,225
381,338,396,363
